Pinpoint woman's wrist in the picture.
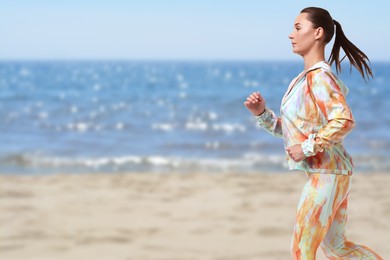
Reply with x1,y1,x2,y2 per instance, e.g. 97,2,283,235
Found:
255,108,266,116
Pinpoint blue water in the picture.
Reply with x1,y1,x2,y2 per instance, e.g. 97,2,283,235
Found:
0,61,389,174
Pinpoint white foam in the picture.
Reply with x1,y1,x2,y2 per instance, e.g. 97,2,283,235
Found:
156,99,165,107
116,122,124,130
185,120,208,131
70,106,78,113
77,123,88,132
212,68,220,76
208,111,218,120
147,156,172,166
224,72,232,80
111,103,126,111
19,67,31,77
205,141,220,149
99,106,106,113
67,122,89,132
178,82,188,89
118,102,127,109
243,80,259,88
38,112,49,120
59,93,66,100
152,123,175,132
251,81,259,87
212,123,246,133
12,153,291,173
85,158,108,168
93,83,101,91
243,80,251,87
243,153,287,165
113,156,142,165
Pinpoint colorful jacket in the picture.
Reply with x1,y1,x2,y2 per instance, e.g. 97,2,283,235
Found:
256,61,355,175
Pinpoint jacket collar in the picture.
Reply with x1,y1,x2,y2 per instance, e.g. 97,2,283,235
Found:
282,61,334,106
282,61,349,107
304,60,331,75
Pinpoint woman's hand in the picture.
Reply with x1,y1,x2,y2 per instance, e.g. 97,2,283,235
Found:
286,144,306,162
244,92,266,116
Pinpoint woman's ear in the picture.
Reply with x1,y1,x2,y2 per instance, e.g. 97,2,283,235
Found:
314,27,324,41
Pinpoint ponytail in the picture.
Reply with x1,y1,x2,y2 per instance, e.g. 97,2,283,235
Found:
329,20,373,81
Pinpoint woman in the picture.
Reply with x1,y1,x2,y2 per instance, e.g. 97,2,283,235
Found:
244,7,383,259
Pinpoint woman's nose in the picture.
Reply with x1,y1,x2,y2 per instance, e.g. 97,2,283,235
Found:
288,33,293,39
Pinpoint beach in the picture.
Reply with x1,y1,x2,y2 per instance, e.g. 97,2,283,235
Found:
1,172,388,260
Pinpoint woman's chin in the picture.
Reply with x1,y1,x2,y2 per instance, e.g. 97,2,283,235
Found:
291,48,303,56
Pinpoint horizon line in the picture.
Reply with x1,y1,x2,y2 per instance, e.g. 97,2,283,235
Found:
0,58,389,63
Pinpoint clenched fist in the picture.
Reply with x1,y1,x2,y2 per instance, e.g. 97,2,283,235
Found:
244,91,266,116
286,144,306,162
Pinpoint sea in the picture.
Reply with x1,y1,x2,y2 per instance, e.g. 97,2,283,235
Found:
0,60,389,174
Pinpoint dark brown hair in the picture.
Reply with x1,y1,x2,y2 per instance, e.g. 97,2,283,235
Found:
301,7,373,81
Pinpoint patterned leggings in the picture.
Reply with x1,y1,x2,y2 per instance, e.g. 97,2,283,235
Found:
291,173,383,259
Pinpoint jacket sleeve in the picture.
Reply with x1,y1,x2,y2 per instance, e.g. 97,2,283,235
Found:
301,70,355,157
255,107,283,138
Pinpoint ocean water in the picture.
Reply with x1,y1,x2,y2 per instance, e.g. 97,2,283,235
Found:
0,61,389,174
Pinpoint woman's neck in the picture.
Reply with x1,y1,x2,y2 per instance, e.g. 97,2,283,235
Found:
303,48,325,72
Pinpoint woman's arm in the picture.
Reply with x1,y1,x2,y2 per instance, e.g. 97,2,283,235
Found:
302,70,355,157
255,107,283,138
244,92,283,138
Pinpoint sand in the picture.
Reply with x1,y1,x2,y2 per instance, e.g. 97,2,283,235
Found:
0,172,389,260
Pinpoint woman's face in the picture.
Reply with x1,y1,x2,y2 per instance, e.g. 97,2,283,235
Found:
288,13,318,56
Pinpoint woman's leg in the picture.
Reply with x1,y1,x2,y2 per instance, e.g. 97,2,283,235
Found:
320,181,383,259
291,173,350,259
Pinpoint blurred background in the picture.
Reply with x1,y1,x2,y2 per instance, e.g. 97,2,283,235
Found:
0,0,389,174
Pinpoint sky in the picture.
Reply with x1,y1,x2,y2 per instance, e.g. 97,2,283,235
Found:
0,0,389,61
